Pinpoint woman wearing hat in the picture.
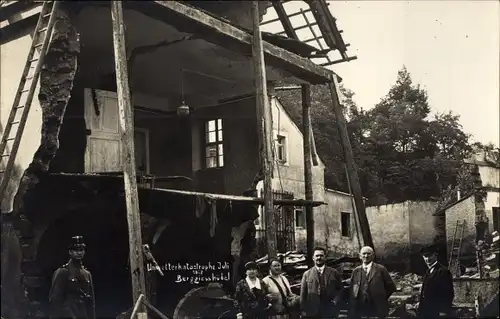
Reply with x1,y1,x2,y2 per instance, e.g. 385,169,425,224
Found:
234,261,273,319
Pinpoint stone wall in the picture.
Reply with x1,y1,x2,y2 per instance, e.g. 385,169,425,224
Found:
1,6,80,318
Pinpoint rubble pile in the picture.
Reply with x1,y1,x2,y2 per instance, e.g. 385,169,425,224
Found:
388,272,423,315
460,230,499,279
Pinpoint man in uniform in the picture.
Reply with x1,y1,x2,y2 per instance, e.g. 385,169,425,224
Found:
418,244,454,318
49,236,95,319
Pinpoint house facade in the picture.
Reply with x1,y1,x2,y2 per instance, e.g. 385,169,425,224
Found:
244,97,361,258
0,1,352,318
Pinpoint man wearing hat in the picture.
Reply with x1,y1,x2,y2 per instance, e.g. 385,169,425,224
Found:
49,236,95,319
418,244,454,318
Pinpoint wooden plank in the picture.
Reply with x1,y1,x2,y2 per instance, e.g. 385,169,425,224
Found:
328,74,374,249
252,1,276,258
302,84,315,267
126,1,333,84
110,1,147,314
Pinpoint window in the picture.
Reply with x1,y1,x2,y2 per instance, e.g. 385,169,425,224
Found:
205,119,224,168
295,207,306,228
341,212,351,237
276,135,287,163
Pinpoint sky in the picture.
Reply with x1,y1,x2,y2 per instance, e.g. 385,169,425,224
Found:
263,0,500,147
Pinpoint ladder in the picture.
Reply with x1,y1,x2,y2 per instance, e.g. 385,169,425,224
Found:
449,219,466,277
0,1,59,201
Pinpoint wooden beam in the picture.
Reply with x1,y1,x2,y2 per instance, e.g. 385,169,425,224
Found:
328,74,374,249
126,1,333,84
252,1,277,258
110,1,147,316
302,84,315,266
148,187,327,207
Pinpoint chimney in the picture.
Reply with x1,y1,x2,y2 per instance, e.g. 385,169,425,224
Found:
457,189,461,200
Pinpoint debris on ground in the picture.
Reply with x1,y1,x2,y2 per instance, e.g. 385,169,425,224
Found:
459,230,499,279
256,251,306,266
387,272,423,315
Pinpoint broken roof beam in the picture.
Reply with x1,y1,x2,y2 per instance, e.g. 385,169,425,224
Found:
126,1,334,84
271,1,297,39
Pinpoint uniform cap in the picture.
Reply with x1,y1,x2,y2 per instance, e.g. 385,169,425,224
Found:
69,236,86,249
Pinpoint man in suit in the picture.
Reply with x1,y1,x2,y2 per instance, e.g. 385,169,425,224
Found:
418,244,454,318
300,247,343,318
49,236,95,319
348,246,396,319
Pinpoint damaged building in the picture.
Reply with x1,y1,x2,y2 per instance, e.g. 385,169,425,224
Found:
0,1,355,318
436,151,500,275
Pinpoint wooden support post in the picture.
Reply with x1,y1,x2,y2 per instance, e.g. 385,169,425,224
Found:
345,164,362,250
110,1,147,316
302,84,315,266
328,75,374,249
252,1,276,258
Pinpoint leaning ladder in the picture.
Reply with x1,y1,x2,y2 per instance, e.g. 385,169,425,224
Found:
0,1,59,201
449,219,466,277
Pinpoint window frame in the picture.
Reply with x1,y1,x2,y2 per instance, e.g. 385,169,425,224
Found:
276,134,287,164
340,211,352,238
204,118,224,169
295,206,306,229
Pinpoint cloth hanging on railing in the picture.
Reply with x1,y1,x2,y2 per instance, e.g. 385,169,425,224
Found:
207,198,218,238
195,195,206,218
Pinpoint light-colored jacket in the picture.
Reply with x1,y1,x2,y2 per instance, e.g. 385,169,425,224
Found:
263,274,292,315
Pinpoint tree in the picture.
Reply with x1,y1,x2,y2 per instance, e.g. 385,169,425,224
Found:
274,67,478,206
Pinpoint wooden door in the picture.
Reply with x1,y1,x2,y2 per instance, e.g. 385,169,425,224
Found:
84,89,122,173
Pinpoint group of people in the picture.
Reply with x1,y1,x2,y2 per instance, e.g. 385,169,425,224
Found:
234,245,455,319
49,236,454,319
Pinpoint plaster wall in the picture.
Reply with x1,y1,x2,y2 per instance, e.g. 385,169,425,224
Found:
304,189,359,257
366,201,438,269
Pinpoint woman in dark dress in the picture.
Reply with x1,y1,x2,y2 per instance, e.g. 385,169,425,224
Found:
234,261,273,319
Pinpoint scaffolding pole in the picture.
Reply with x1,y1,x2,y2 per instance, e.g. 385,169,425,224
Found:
110,2,147,317
252,1,276,258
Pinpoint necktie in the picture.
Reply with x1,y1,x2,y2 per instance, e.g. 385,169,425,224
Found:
319,269,325,295
364,266,369,275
